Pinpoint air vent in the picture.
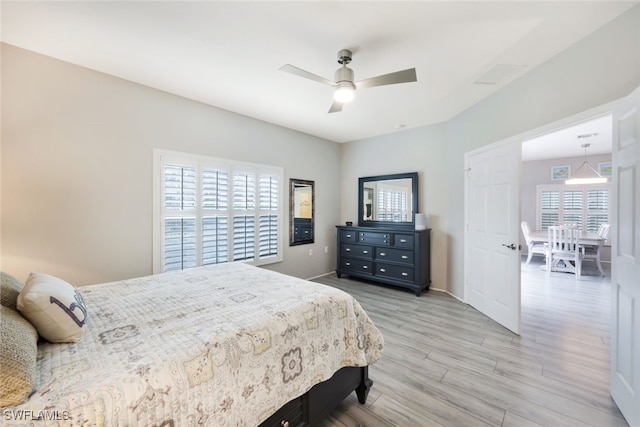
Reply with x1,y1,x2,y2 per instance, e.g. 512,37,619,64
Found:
474,64,526,85
577,132,599,139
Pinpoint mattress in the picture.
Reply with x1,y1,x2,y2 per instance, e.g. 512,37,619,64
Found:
4,262,384,426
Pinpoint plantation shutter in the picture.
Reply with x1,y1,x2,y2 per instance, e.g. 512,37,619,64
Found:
377,188,409,221
163,165,197,271
537,184,610,233
259,176,279,257
586,189,609,232
562,190,583,229
202,168,229,265
539,189,560,230
155,150,282,273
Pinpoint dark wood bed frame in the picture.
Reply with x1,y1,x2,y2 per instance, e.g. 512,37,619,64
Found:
259,366,372,427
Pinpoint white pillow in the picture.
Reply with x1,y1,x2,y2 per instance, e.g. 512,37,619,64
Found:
17,273,88,343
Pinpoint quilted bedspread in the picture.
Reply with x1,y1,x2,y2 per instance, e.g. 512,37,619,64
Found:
4,263,384,426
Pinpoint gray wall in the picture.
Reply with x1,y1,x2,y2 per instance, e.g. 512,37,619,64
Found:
443,5,638,297
2,5,638,296
1,43,341,285
342,5,639,297
340,124,449,291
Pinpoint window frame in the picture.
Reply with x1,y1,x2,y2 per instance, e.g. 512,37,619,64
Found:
153,149,284,273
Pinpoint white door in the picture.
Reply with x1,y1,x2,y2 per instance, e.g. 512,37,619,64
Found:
465,141,521,334
610,87,640,426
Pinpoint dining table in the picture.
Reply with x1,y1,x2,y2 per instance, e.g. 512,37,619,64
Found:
528,229,604,274
528,230,603,246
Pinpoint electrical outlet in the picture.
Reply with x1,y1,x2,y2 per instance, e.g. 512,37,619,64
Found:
324,246,329,254
309,248,313,256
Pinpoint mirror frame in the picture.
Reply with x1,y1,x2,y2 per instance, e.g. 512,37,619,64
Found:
358,172,418,229
289,178,315,246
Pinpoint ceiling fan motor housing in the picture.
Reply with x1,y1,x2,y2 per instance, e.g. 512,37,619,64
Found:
337,49,352,64
334,66,355,88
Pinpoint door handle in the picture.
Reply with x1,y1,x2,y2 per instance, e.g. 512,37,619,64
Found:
502,243,517,250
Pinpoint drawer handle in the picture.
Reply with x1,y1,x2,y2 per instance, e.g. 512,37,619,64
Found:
281,421,289,427
345,262,351,266
362,265,368,269
402,272,408,276
380,268,386,272
384,234,389,238
402,255,408,259
363,250,369,254
346,234,352,238
400,239,407,243
380,252,386,256
346,248,351,252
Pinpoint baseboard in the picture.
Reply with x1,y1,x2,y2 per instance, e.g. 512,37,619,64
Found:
306,271,335,281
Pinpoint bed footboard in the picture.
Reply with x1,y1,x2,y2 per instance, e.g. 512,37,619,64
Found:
260,366,371,427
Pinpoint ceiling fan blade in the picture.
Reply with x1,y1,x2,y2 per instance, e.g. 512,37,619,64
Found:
328,101,343,114
356,68,417,89
279,64,335,87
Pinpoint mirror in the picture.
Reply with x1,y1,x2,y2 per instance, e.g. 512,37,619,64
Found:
358,172,418,228
290,178,315,245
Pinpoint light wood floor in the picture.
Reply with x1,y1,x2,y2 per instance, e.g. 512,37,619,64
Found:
312,257,627,427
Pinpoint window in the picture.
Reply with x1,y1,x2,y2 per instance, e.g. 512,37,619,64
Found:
154,150,283,273
536,184,610,232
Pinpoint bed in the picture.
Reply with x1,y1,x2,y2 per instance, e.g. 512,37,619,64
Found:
0,262,384,426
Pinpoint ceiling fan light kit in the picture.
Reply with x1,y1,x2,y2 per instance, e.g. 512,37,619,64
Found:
280,48,417,113
565,143,608,185
334,81,355,103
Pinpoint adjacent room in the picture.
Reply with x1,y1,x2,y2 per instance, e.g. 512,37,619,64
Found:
2,2,639,426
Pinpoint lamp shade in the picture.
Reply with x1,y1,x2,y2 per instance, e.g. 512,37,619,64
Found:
415,213,429,230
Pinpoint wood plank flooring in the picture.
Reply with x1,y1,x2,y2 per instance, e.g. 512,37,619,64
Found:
312,258,627,427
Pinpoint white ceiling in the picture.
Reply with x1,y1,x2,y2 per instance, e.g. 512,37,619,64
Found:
1,1,637,148
522,114,612,162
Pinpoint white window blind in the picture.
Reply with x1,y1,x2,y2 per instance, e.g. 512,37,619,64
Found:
154,150,283,273
536,184,610,232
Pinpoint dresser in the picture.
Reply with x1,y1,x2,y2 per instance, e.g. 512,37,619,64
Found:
335,226,431,296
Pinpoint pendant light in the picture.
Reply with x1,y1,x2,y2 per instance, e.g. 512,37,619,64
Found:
565,143,608,185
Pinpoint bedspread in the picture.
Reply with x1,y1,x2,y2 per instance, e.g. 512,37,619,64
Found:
3,263,383,426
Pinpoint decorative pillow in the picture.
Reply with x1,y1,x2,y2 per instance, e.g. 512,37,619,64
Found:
0,306,38,407
17,272,88,343
1,272,24,310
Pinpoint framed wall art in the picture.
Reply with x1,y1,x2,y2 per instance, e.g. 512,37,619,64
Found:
598,162,612,177
551,165,570,181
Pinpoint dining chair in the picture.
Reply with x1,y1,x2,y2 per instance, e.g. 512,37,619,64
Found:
547,225,583,279
582,223,610,276
521,221,547,265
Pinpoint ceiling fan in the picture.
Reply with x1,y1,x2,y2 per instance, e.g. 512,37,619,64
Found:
279,49,417,113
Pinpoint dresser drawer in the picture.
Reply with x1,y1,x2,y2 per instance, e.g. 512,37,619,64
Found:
358,231,391,246
376,263,414,282
261,395,305,427
340,229,357,243
375,247,413,264
342,244,373,259
294,225,312,239
393,234,415,248
341,258,373,275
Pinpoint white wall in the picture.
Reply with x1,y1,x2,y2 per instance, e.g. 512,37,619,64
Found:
1,43,341,285
340,123,449,291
